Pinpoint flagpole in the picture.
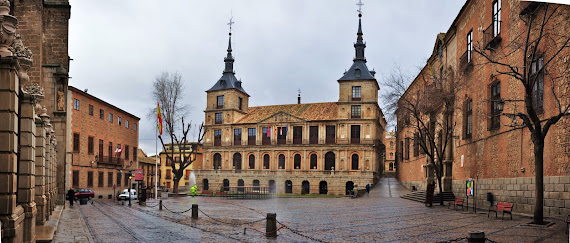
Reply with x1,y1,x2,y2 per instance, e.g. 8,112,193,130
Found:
155,116,158,200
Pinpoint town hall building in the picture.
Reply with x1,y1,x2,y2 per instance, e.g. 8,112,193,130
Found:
195,13,387,195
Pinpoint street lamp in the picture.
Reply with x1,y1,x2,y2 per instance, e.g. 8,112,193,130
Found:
128,170,132,207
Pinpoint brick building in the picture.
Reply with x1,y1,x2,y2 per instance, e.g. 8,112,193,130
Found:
158,143,203,190
396,0,570,216
195,13,386,195
67,86,140,199
137,149,159,189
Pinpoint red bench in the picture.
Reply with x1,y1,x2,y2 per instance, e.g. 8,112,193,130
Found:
448,198,465,210
488,202,513,220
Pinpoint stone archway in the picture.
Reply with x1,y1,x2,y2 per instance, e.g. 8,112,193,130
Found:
346,181,354,195
319,181,328,195
233,153,242,171
285,180,293,193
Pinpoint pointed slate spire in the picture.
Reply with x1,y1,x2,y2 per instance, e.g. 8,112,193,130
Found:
224,33,235,74
338,12,375,81
354,14,366,62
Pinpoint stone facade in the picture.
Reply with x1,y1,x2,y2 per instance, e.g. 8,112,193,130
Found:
396,0,570,216
384,131,396,173
196,14,386,196
158,143,203,190
66,86,140,199
137,149,159,189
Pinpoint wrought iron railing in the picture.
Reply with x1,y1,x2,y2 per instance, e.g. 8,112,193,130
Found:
459,50,473,71
483,21,501,49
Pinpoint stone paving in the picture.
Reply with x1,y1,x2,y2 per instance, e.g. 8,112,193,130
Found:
54,177,568,242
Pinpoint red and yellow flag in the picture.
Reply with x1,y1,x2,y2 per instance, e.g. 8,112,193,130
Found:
157,102,163,135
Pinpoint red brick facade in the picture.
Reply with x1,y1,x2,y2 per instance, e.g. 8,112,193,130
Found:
67,86,140,198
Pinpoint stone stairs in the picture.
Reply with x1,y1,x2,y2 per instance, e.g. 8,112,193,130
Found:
400,190,456,204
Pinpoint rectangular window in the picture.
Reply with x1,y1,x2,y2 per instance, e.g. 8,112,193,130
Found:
293,126,302,144
118,116,122,126
262,127,271,145
277,127,286,145
531,56,544,112
100,109,104,119
108,172,113,187
309,126,319,144
124,174,129,187
125,145,130,160
350,125,360,144
248,128,256,145
405,138,410,160
166,157,171,166
413,133,419,157
493,0,501,37
464,99,473,139
215,113,223,124
134,123,137,131
400,141,404,162
74,98,80,110
89,105,93,116
234,128,242,146
88,136,94,154
217,95,224,109
73,133,80,152
133,147,137,162
109,113,113,123
351,105,361,118
326,125,335,144
352,86,361,101
116,173,121,187
214,130,222,146
98,172,104,187
166,169,171,179
108,142,113,162
185,170,190,180
72,171,79,187
126,120,129,128
467,30,473,63
99,139,104,159
87,171,93,187
238,97,243,110
490,82,501,130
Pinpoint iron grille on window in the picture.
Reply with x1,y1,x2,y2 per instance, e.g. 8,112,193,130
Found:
351,105,361,118
352,86,361,101
248,128,256,145
293,126,302,144
215,113,223,124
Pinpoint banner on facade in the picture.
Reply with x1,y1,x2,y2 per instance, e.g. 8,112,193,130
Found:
135,169,143,181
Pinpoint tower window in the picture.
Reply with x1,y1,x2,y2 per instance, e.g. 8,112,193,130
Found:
215,113,223,124
352,86,361,101
217,95,224,109
238,97,243,110
355,68,361,78
351,105,361,118
214,130,222,146
234,128,242,146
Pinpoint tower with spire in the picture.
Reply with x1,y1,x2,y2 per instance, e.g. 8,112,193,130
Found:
205,18,250,132
337,7,380,125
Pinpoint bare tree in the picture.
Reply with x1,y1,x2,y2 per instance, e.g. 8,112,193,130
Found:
149,72,205,194
383,65,459,206
473,3,570,224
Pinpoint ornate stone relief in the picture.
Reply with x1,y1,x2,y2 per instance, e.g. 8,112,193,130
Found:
0,0,18,57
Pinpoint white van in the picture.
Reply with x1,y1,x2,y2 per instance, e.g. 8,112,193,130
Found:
117,189,137,201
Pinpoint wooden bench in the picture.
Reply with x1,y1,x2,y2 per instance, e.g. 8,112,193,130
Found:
488,202,513,220
448,198,465,210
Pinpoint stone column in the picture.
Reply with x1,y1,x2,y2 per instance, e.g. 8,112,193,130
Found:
0,56,25,243
34,107,47,225
19,88,40,242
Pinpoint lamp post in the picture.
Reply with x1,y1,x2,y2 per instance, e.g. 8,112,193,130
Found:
128,170,132,207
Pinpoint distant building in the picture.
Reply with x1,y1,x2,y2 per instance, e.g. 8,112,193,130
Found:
383,132,396,173
137,149,159,190
159,142,203,190
67,86,140,198
196,12,387,195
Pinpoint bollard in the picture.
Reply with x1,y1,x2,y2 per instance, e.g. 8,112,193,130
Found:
159,200,163,211
467,231,485,243
266,213,277,238
191,204,198,219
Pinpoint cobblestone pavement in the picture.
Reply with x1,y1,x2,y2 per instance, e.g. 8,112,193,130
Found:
57,177,568,242
53,204,95,243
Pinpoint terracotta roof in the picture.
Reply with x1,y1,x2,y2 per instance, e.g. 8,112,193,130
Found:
235,102,338,124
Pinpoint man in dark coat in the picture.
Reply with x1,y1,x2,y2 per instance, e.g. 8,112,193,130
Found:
425,181,436,207
67,188,75,207
365,184,370,194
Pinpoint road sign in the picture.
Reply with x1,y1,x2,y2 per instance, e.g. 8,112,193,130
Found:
135,169,143,181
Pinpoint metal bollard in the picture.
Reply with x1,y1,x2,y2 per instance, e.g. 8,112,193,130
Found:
266,213,277,238
159,200,162,211
191,204,198,219
467,231,485,243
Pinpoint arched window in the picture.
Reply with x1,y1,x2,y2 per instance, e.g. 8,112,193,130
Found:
390,152,394,159
325,152,335,170
319,181,328,194
263,154,270,169
294,154,301,169
285,180,292,193
223,179,229,191
351,154,359,170
302,181,310,194
310,154,317,169
249,154,255,169
346,181,354,195
390,141,394,148
203,179,209,191
233,153,242,171
237,179,244,192
253,180,260,192
278,154,285,169
268,180,276,193
213,153,221,170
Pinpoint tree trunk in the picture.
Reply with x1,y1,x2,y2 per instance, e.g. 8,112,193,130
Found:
436,162,444,205
173,178,179,194
533,139,544,224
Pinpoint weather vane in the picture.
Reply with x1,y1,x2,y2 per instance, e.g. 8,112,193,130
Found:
356,0,364,15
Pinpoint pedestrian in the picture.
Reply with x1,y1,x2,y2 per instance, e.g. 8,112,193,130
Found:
67,188,75,207
365,184,370,194
425,181,435,207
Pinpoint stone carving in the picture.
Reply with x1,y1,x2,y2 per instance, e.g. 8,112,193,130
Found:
24,83,44,98
8,34,33,59
0,0,18,57
56,83,65,111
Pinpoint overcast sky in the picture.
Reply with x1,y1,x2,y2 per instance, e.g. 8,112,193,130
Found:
68,0,466,155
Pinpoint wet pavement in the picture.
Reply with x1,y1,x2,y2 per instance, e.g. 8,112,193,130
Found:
54,177,568,242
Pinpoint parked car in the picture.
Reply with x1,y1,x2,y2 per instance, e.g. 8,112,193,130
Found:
117,189,137,201
74,189,95,200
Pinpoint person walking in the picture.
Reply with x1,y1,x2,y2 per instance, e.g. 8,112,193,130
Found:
425,181,435,207
365,184,370,194
67,188,75,207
